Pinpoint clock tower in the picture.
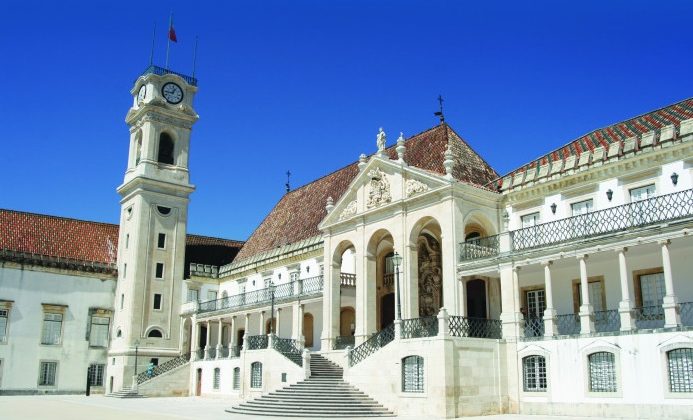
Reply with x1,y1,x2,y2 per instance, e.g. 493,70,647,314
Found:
108,67,199,393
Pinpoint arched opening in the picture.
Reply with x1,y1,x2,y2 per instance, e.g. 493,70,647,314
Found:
303,313,314,348
237,329,245,350
339,307,355,336
409,217,443,317
466,279,487,319
366,229,395,331
380,293,395,328
147,328,163,338
265,318,276,335
332,240,357,343
157,132,175,164
182,318,192,354
134,131,143,166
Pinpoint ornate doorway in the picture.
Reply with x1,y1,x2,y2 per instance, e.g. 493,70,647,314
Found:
418,233,442,316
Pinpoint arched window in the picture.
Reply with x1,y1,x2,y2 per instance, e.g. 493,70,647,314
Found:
465,231,481,243
250,362,262,388
157,133,175,164
522,355,547,392
147,328,163,338
401,355,424,393
233,367,241,390
134,133,142,165
213,368,221,390
667,348,693,393
588,352,616,392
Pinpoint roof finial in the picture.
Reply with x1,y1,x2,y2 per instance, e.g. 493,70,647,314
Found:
285,170,291,193
444,142,454,180
434,94,445,123
396,132,406,164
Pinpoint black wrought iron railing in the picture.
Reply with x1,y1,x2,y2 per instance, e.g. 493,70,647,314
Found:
136,353,190,384
206,347,217,359
219,346,229,358
140,65,198,86
228,345,241,358
340,272,356,287
198,276,324,315
272,336,303,366
401,316,439,339
333,335,356,350
512,189,693,251
246,335,269,350
349,324,395,367
523,317,545,338
634,305,665,329
448,316,502,339
594,309,621,333
681,302,693,327
556,313,580,335
459,235,500,261
195,348,205,360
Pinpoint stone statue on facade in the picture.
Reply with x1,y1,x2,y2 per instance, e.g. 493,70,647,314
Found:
376,127,387,154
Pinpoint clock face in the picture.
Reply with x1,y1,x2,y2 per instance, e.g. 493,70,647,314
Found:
137,85,146,105
161,82,183,104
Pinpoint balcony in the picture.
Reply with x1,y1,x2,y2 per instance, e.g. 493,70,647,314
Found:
459,188,693,262
340,272,356,287
197,275,324,316
139,65,198,86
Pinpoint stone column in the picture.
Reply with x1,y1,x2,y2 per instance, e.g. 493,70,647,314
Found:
542,261,557,337
242,314,250,351
616,248,634,330
205,320,211,359
441,232,460,315
216,318,223,359
660,240,680,328
320,233,340,350
405,243,419,319
437,307,449,337
355,252,377,346
191,318,200,360
259,311,266,335
578,255,594,334
276,308,282,337
297,304,305,348
500,264,521,339
229,316,237,356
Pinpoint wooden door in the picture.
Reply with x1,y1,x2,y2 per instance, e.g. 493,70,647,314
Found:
303,313,314,348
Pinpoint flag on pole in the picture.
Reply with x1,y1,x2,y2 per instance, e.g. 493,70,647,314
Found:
168,14,177,42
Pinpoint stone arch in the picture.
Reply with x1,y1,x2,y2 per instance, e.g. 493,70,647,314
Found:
409,216,443,317
366,228,396,330
462,210,497,240
146,326,164,338
157,130,176,164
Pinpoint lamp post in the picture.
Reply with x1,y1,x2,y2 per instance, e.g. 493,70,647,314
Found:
269,281,276,334
392,252,403,321
134,339,140,377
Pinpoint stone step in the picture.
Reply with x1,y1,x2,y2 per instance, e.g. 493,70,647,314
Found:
228,406,393,416
256,396,380,404
245,401,385,409
227,408,393,418
270,389,366,396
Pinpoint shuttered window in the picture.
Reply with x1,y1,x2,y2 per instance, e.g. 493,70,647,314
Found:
41,313,63,345
523,355,547,392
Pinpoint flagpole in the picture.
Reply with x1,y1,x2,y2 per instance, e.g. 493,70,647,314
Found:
149,23,156,66
192,36,199,79
165,12,172,69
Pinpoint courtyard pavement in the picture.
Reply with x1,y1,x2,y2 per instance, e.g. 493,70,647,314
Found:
0,395,622,420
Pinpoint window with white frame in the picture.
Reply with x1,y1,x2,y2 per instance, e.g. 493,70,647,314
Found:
522,355,547,392
213,367,221,390
207,290,218,301
88,363,105,386
401,355,424,392
157,233,166,249
0,309,8,343
521,212,540,228
629,184,656,201
571,199,593,216
667,348,693,393
153,294,162,310
638,272,666,308
89,316,110,347
233,367,241,390
187,288,199,303
39,361,57,386
41,313,63,345
250,362,262,388
588,352,617,392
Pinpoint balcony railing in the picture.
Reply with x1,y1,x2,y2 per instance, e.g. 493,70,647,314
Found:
197,276,324,315
140,65,198,86
594,309,621,333
401,316,439,339
460,188,693,261
556,313,580,335
383,273,394,288
246,335,269,350
681,302,693,327
523,317,545,338
206,347,216,360
634,305,665,330
449,316,502,339
136,353,190,384
340,272,356,287
272,337,303,366
333,335,355,350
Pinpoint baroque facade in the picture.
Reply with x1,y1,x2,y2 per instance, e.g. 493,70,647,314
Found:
1,66,692,418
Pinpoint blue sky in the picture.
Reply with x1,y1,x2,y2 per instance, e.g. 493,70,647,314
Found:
1,1,692,240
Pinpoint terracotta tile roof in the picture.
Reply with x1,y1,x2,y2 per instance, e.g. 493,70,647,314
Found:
234,123,499,262
493,97,693,188
0,209,243,271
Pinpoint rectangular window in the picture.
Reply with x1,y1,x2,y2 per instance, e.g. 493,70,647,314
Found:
153,294,162,310
123,263,127,278
39,361,57,386
571,199,593,216
0,309,8,343
89,316,110,347
88,364,105,386
233,367,241,390
207,291,218,301
120,294,124,310
41,313,63,345
213,368,220,390
668,348,693,393
588,352,617,392
402,355,424,392
187,289,199,303
125,234,129,248
629,184,656,202
523,355,547,392
157,233,166,249
639,272,666,307
155,263,164,279
521,212,541,228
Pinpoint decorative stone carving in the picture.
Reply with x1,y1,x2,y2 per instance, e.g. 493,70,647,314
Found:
358,153,368,172
366,168,391,209
418,233,442,317
325,196,335,213
376,127,387,154
406,179,429,197
443,143,454,179
396,132,406,162
339,200,357,221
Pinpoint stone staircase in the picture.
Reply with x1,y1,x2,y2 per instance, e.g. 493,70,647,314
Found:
227,353,394,417
108,386,145,399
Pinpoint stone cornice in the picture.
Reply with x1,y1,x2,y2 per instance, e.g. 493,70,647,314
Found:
0,249,117,277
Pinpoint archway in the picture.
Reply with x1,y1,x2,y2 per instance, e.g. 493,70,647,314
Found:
366,229,395,331
410,217,443,317
237,329,245,350
182,318,192,354
303,313,314,348
380,293,395,329
466,279,487,319
340,307,355,336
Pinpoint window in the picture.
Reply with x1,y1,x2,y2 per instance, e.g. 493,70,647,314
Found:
213,368,221,390
630,184,657,224
89,316,110,347
522,355,547,392
638,272,665,307
155,263,164,279
521,212,540,228
123,263,127,278
233,367,240,390
157,233,166,249
207,290,218,301
156,206,171,216
125,234,130,248
147,329,163,338
88,364,105,386
571,199,594,236
0,309,8,343
629,184,656,202
153,294,162,310
150,358,159,366
187,289,199,303
402,355,424,392
39,361,57,386
588,352,617,392
157,133,175,164
116,328,122,338
41,313,63,345
667,348,693,393
571,199,593,216
120,294,124,310
250,362,262,388
573,279,605,313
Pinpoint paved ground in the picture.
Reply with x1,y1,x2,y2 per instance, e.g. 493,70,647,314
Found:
0,395,613,420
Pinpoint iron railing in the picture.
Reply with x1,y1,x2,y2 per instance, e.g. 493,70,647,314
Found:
459,235,500,261
140,65,198,86
594,309,621,333
634,305,665,330
228,345,241,358
195,348,205,360
523,317,545,338
136,353,190,384
512,189,693,251
340,272,356,287
681,302,693,327
272,337,303,366
206,347,217,360
401,316,439,339
333,336,355,350
448,316,502,339
197,276,324,315
556,313,580,335
219,346,229,358
349,324,395,366
246,335,269,350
